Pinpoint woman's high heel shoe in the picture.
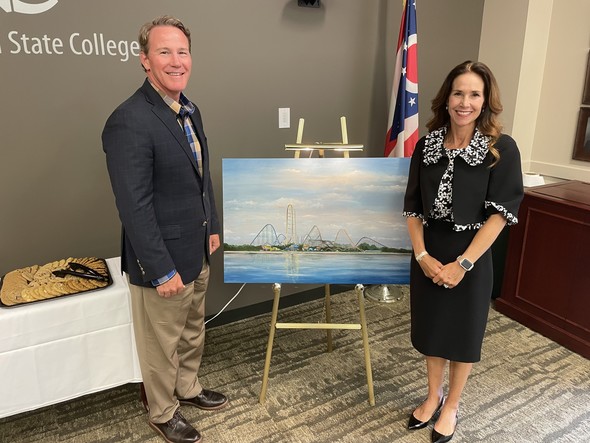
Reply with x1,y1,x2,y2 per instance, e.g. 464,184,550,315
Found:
431,413,458,443
407,396,445,430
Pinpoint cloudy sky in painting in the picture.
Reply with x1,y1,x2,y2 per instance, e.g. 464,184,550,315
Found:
222,158,411,249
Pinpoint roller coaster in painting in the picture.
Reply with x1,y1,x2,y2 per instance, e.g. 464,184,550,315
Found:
246,204,395,252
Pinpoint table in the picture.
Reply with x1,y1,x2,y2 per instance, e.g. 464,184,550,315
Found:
0,257,142,418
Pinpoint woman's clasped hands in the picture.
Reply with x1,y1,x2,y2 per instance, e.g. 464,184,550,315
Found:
418,254,466,289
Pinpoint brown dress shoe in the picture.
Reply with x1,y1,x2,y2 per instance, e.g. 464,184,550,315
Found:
179,389,228,410
149,409,201,443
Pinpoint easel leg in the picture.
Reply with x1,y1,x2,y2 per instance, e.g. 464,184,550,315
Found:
356,284,375,406
260,283,282,403
324,283,333,352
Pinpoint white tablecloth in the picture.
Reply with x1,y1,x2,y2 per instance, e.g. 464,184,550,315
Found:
0,257,142,418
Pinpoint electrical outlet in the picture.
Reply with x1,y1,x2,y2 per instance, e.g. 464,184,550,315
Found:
278,108,290,129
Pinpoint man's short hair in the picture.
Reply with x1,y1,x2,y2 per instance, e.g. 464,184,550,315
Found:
139,15,191,55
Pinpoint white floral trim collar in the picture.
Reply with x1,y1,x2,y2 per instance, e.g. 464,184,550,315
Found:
423,127,490,166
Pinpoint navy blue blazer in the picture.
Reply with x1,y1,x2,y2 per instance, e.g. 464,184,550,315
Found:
102,79,219,287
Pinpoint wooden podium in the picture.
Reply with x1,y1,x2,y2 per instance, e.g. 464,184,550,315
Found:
496,180,590,359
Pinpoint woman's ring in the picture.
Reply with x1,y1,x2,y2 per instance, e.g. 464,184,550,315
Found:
443,284,449,289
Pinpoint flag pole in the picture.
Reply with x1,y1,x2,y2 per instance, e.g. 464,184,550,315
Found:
368,0,417,303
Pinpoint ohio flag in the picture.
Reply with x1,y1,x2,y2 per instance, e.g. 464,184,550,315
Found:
385,0,418,158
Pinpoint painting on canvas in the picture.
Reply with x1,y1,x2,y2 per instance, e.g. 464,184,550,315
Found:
222,157,411,284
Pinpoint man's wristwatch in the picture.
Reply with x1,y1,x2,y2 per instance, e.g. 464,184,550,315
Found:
457,255,474,271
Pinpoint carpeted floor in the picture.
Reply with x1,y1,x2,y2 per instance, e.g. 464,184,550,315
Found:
1,287,589,442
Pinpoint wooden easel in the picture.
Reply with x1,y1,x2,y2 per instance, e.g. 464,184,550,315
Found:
285,116,364,158
259,117,375,406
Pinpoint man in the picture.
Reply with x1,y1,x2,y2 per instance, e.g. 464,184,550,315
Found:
102,16,227,443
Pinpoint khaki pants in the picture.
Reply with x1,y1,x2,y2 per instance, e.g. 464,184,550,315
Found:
128,262,209,423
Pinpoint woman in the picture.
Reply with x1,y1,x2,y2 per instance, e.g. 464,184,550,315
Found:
403,61,523,443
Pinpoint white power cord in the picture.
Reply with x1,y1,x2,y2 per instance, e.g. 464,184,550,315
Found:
204,283,246,325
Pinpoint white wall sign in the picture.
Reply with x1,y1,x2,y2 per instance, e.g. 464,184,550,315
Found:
0,0,59,15
0,31,140,61
0,1,138,62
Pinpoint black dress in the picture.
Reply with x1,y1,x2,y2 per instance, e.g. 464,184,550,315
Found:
403,128,523,362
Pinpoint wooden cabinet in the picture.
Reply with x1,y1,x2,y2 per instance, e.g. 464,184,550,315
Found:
496,180,590,359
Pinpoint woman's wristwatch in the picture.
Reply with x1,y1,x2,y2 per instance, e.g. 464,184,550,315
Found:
457,255,474,271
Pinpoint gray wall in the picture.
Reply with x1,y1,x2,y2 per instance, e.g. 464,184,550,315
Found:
0,0,483,314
